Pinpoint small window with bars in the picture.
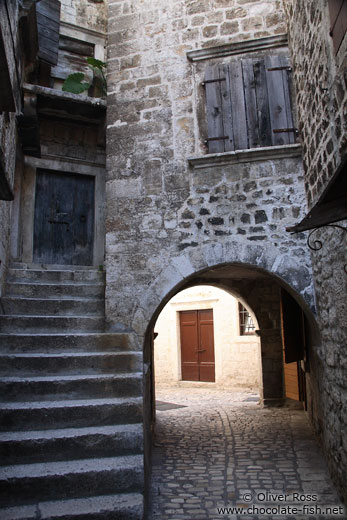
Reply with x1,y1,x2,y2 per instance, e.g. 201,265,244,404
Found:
203,54,296,154
238,302,256,335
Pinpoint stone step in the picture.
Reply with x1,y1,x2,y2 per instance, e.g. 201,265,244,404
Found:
0,423,143,465
1,297,105,316
0,397,143,431
0,373,142,402
0,492,143,519
0,332,138,353
0,316,105,333
6,268,105,284
4,281,104,298
0,455,144,507
0,352,142,375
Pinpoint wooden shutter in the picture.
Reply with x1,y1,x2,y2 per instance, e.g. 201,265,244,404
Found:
204,55,295,153
280,289,305,364
36,0,61,66
204,65,233,153
328,0,347,54
265,55,295,146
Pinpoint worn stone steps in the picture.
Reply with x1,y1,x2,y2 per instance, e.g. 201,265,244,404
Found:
0,492,143,520
0,397,143,431
4,281,105,298
0,372,142,402
1,297,105,316
0,332,137,353
0,455,144,507
0,315,105,333
7,268,105,283
0,423,143,465
0,264,144,517
0,352,142,375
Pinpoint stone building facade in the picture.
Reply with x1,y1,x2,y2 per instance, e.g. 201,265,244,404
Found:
284,0,347,502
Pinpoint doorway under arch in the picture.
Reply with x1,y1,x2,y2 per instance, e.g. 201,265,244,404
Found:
153,284,261,392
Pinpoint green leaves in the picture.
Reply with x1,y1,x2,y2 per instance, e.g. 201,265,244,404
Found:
62,59,107,97
86,57,106,71
62,73,91,94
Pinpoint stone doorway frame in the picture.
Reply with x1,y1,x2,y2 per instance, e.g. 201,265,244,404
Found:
11,156,105,267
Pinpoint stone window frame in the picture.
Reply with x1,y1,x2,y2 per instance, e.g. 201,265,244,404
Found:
187,34,302,168
51,21,106,95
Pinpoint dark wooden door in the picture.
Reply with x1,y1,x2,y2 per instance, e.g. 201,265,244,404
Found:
180,309,215,382
280,289,306,402
33,169,95,265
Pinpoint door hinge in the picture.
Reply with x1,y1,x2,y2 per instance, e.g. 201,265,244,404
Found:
273,128,299,136
201,77,226,86
204,136,230,143
267,66,292,72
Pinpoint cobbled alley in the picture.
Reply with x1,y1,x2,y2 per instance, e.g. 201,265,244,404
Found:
149,388,345,520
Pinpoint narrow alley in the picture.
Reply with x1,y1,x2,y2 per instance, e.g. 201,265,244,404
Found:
150,388,345,520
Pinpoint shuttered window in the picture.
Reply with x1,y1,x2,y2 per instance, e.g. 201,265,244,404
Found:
328,0,347,54
204,55,296,154
36,0,61,66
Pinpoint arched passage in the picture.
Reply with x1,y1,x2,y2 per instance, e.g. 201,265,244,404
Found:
142,262,320,505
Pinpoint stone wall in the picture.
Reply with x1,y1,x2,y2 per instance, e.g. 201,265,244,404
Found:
284,0,347,502
284,0,346,207
60,0,108,33
106,0,314,335
154,285,260,390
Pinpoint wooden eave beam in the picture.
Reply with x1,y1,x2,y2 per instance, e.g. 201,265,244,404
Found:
23,83,106,124
287,158,347,233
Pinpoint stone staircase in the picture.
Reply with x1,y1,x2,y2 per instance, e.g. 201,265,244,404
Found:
0,264,144,519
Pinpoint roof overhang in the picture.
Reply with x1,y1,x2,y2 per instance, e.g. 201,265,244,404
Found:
287,156,347,233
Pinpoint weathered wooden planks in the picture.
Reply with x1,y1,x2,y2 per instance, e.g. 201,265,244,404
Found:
36,0,61,66
204,54,295,153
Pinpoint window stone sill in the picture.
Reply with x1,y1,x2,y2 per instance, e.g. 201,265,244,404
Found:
187,144,302,169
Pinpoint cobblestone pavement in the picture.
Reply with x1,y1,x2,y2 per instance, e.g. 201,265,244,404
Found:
149,387,345,520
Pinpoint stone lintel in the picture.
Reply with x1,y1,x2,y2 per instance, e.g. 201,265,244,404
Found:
188,144,302,169
24,155,105,175
186,34,288,62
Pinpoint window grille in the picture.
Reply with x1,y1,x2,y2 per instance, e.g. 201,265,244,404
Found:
238,302,256,335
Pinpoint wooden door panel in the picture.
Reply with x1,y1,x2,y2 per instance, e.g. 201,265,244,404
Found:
198,309,215,382
180,309,215,382
33,169,94,265
180,311,199,381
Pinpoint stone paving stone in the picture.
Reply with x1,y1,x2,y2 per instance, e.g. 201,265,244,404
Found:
149,388,345,519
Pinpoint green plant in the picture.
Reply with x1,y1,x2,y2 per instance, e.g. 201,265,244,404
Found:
62,57,106,96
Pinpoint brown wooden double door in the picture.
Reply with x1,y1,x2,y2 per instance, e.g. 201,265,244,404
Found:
180,309,215,382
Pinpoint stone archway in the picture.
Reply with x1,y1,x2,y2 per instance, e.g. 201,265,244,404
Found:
141,260,320,508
